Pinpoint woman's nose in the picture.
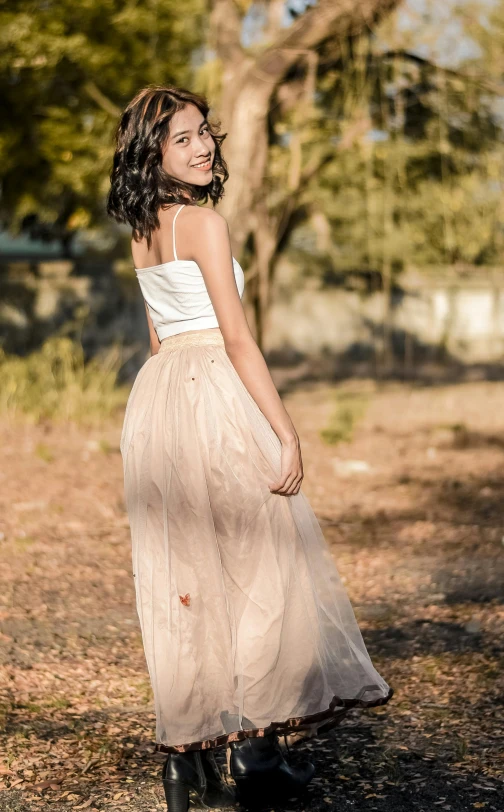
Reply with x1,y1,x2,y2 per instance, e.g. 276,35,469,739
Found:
194,137,211,156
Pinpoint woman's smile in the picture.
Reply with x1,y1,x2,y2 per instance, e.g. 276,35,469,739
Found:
191,158,212,171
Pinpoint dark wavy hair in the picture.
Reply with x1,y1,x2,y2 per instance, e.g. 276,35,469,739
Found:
106,85,229,245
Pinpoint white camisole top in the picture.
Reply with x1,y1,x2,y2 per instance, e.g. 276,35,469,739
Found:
134,204,245,340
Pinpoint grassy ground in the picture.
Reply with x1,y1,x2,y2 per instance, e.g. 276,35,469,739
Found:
0,377,503,811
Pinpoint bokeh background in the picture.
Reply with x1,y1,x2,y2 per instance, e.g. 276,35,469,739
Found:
1,2,503,811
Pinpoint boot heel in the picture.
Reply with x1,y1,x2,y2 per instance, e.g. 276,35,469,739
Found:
163,780,190,812
234,775,271,809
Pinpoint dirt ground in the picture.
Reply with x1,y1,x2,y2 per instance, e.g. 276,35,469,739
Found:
0,376,503,811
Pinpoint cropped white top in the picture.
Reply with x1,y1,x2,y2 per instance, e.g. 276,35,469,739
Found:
134,204,245,340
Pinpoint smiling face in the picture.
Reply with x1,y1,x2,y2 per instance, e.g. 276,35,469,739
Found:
161,103,216,189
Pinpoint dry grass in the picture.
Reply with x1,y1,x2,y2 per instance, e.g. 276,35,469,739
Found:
0,338,129,426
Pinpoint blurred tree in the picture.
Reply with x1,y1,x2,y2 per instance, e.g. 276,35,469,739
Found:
230,1,504,349
0,0,205,250
1,0,401,343
205,0,400,342
8,1,502,357
310,41,504,273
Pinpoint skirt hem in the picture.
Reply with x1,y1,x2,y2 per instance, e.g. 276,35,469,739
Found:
154,685,394,753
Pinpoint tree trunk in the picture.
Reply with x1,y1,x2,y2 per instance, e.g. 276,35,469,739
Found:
210,0,401,340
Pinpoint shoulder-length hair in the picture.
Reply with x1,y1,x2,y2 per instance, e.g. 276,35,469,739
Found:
106,85,229,245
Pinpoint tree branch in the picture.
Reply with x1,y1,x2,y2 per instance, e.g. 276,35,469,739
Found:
263,0,287,44
252,0,400,84
83,81,121,117
378,49,504,96
209,0,245,65
276,116,372,249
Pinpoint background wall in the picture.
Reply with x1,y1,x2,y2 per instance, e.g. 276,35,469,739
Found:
3,259,502,378
265,264,504,369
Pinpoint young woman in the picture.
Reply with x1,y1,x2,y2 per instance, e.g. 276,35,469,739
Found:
107,85,393,812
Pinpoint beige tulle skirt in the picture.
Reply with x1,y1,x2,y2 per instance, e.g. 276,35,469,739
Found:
120,327,393,753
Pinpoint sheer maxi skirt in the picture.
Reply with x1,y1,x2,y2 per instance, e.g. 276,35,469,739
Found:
121,327,393,753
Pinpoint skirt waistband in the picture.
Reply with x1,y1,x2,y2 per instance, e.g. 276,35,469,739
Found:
159,328,225,353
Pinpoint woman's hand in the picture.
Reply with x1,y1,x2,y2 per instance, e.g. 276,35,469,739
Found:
268,435,304,496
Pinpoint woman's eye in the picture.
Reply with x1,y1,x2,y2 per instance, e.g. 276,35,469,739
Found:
176,128,209,144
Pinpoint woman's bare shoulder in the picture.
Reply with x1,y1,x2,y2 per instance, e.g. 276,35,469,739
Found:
182,206,230,257
184,205,228,232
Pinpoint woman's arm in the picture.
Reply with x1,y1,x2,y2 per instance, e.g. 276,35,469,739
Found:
186,207,303,496
144,302,161,356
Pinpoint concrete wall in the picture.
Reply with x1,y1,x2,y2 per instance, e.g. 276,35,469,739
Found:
264,266,504,365
0,259,147,359
1,260,503,369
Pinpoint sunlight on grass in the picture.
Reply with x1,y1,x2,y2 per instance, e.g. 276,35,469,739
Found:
14,535,36,548
0,337,129,425
44,697,71,710
35,442,54,462
320,390,370,445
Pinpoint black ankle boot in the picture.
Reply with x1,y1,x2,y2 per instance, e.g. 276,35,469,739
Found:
162,749,236,811
229,732,315,808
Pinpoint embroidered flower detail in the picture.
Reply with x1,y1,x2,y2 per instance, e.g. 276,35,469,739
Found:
179,593,191,606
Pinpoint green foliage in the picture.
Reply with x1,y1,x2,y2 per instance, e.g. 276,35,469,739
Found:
3,0,504,278
0,337,128,424
320,391,369,445
1,0,206,232
35,442,54,462
269,2,504,273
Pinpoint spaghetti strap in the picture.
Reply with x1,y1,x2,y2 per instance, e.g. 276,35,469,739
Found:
172,204,185,261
